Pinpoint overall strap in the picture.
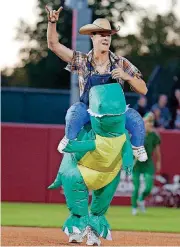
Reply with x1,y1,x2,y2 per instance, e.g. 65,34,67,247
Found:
109,54,116,71
87,60,93,75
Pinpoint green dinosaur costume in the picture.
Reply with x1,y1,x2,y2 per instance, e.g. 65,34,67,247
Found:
48,83,133,240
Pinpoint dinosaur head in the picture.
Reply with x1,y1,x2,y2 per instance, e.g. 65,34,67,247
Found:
88,83,127,135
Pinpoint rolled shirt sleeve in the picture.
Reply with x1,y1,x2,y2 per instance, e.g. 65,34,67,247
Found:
122,57,143,79
65,51,87,73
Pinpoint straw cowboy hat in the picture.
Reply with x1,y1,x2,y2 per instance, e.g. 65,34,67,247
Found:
79,18,120,35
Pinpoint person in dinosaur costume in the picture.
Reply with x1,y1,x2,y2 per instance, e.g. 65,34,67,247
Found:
48,83,133,246
46,5,148,163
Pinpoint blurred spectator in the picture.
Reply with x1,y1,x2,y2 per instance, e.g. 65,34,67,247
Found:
173,89,180,129
169,88,180,129
151,94,171,128
134,96,148,117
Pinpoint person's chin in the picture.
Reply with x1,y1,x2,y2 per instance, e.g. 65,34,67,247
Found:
101,46,109,52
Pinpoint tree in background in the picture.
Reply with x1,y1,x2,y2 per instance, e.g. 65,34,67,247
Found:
2,0,72,89
1,0,180,90
1,0,138,89
122,12,180,87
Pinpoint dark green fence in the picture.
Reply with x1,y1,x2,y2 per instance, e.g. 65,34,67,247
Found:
1,88,70,124
1,87,138,124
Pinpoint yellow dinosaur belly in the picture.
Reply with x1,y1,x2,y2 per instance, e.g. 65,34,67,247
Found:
78,134,126,190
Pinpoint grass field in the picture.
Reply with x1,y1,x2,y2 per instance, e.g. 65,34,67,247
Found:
1,202,180,233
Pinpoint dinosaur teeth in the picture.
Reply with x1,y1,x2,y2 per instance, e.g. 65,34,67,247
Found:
87,106,129,118
87,109,104,118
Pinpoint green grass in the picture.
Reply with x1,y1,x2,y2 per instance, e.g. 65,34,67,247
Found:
1,202,180,233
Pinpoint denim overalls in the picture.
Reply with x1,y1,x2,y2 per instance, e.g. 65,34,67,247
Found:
80,61,116,105
65,60,145,147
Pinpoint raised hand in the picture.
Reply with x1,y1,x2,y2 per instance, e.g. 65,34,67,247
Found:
45,5,63,23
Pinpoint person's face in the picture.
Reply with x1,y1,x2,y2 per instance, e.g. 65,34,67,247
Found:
91,32,112,52
145,120,154,132
154,108,161,119
175,89,180,101
159,95,167,107
138,97,147,107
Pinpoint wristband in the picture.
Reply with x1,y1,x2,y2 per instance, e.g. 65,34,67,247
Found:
48,20,57,23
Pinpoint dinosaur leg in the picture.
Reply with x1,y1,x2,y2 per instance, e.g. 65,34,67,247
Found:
60,158,89,241
49,154,89,242
88,172,120,242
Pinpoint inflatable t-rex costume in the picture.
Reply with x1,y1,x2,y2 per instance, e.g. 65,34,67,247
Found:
48,83,133,245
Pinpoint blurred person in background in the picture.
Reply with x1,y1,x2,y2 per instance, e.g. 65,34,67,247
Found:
174,89,180,129
151,94,171,128
134,95,148,117
170,89,180,129
131,112,161,216
46,5,148,165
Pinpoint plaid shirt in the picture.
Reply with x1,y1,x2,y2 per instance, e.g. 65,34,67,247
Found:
66,50,142,96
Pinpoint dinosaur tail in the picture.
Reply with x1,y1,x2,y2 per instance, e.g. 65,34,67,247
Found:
48,172,62,189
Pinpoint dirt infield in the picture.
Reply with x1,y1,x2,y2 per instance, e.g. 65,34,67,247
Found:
2,227,180,246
